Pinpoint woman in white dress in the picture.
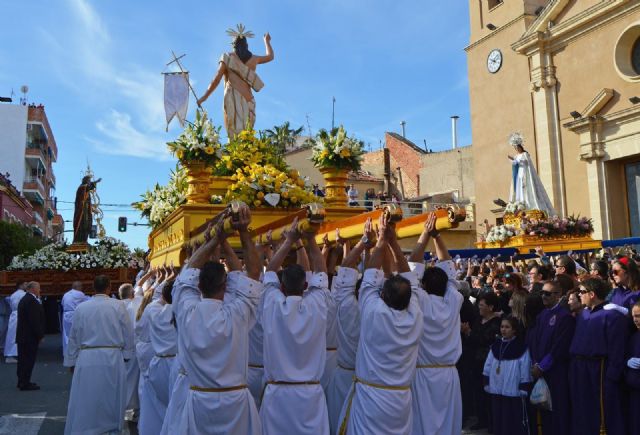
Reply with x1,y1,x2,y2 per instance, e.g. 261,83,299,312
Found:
508,134,555,216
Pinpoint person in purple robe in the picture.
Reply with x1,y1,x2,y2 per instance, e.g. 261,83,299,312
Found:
609,257,640,310
569,278,629,435
528,280,575,435
626,301,640,434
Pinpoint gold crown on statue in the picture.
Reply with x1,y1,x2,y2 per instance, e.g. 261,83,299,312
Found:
508,132,524,147
226,24,255,40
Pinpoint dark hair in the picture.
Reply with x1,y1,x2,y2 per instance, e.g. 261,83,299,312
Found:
281,264,307,295
524,292,544,328
381,274,412,311
16,281,27,289
590,260,608,280
199,261,227,297
529,264,551,280
556,255,576,275
163,279,174,305
478,292,499,312
233,37,253,63
505,273,524,291
421,266,448,297
581,277,610,301
542,279,562,294
118,283,134,300
501,316,520,335
554,274,576,295
94,275,111,293
613,258,640,291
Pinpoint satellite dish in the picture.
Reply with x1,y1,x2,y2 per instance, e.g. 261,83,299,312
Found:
20,85,29,94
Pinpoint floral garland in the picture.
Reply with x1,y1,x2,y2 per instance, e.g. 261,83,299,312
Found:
486,224,517,243
166,109,222,166
214,129,288,176
226,164,321,208
524,215,593,238
311,126,364,170
8,238,144,271
133,165,188,228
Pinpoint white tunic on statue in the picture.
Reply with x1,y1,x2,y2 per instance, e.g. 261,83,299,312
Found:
409,261,463,435
327,267,360,434
136,297,164,435
63,294,134,435
338,268,423,435
61,289,90,357
509,151,555,216
260,271,329,435
148,303,178,417
173,268,262,435
4,289,25,358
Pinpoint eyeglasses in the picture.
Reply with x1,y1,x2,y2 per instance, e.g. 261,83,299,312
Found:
555,264,566,269
578,289,590,295
541,291,560,297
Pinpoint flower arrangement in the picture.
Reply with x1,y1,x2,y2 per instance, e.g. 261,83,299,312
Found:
505,201,527,214
311,126,365,170
226,163,321,208
133,166,187,228
166,109,222,165
7,237,143,271
523,215,593,238
215,128,288,176
210,195,224,204
486,224,517,243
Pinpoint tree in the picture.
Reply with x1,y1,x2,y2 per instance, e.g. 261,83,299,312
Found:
0,221,46,270
263,122,304,154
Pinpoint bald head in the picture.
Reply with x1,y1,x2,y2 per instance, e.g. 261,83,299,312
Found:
26,281,41,298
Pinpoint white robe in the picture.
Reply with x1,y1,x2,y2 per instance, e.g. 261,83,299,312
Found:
136,299,164,435
338,268,423,435
509,151,555,215
122,297,140,411
408,261,463,435
61,289,90,357
483,339,532,397
64,294,134,435
4,289,25,358
321,281,338,395
173,268,262,435
328,267,360,435
248,299,265,408
148,303,178,418
260,271,329,435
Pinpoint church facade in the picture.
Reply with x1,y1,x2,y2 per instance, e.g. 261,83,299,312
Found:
466,0,640,240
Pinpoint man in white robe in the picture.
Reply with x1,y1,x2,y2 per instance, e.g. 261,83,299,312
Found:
64,274,133,435
173,206,262,435
408,213,463,435
338,213,423,435
148,281,178,425
327,221,374,434
119,283,140,420
4,282,26,363
260,217,329,435
61,281,90,357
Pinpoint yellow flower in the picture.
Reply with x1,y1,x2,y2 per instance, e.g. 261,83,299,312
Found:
282,191,289,199
274,181,282,191
177,150,184,160
289,169,299,179
291,196,298,203
257,191,265,199
340,148,351,158
320,150,329,159
204,145,215,155
296,179,305,187
254,200,262,207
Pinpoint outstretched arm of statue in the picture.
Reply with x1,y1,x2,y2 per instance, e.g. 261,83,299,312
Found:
197,62,227,106
255,33,274,65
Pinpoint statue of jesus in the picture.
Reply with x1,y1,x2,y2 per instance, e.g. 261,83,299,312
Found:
197,24,274,139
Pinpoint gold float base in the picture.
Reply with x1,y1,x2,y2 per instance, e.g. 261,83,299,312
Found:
475,234,601,254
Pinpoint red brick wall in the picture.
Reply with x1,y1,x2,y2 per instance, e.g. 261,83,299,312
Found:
385,133,423,198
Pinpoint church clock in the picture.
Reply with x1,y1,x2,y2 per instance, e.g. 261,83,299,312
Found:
487,49,503,73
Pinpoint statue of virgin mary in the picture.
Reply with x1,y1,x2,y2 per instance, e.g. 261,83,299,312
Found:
507,133,555,216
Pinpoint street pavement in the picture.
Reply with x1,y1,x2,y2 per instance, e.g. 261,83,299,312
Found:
0,333,488,434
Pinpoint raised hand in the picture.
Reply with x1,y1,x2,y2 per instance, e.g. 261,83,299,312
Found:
231,204,251,232
283,217,301,243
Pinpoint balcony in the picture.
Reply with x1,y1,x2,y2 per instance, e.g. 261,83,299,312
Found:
23,176,46,205
33,210,43,224
24,145,47,170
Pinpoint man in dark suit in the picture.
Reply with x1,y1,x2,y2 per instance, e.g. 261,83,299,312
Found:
17,281,45,391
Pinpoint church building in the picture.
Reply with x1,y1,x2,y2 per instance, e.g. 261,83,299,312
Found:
466,0,640,240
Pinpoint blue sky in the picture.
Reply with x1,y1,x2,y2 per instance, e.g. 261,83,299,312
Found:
2,0,471,250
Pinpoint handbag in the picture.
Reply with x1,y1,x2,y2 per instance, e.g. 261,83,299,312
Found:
529,377,552,411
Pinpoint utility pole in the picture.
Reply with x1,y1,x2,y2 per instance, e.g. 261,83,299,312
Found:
400,121,406,138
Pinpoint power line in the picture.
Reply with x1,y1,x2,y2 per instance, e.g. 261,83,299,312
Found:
56,200,135,208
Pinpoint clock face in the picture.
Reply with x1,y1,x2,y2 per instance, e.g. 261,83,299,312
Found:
487,49,503,74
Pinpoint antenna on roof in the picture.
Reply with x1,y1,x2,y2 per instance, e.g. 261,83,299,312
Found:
20,85,29,105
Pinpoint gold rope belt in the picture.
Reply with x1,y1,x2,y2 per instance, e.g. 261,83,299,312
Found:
416,363,455,369
337,363,355,371
156,354,176,358
338,376,410,435
190,384,247,393
248,364,264,369
80,345,123,350
260,380,321,403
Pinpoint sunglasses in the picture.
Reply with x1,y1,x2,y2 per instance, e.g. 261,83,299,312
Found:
578,289,590,295
541,291,560,297
612,269,623,276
